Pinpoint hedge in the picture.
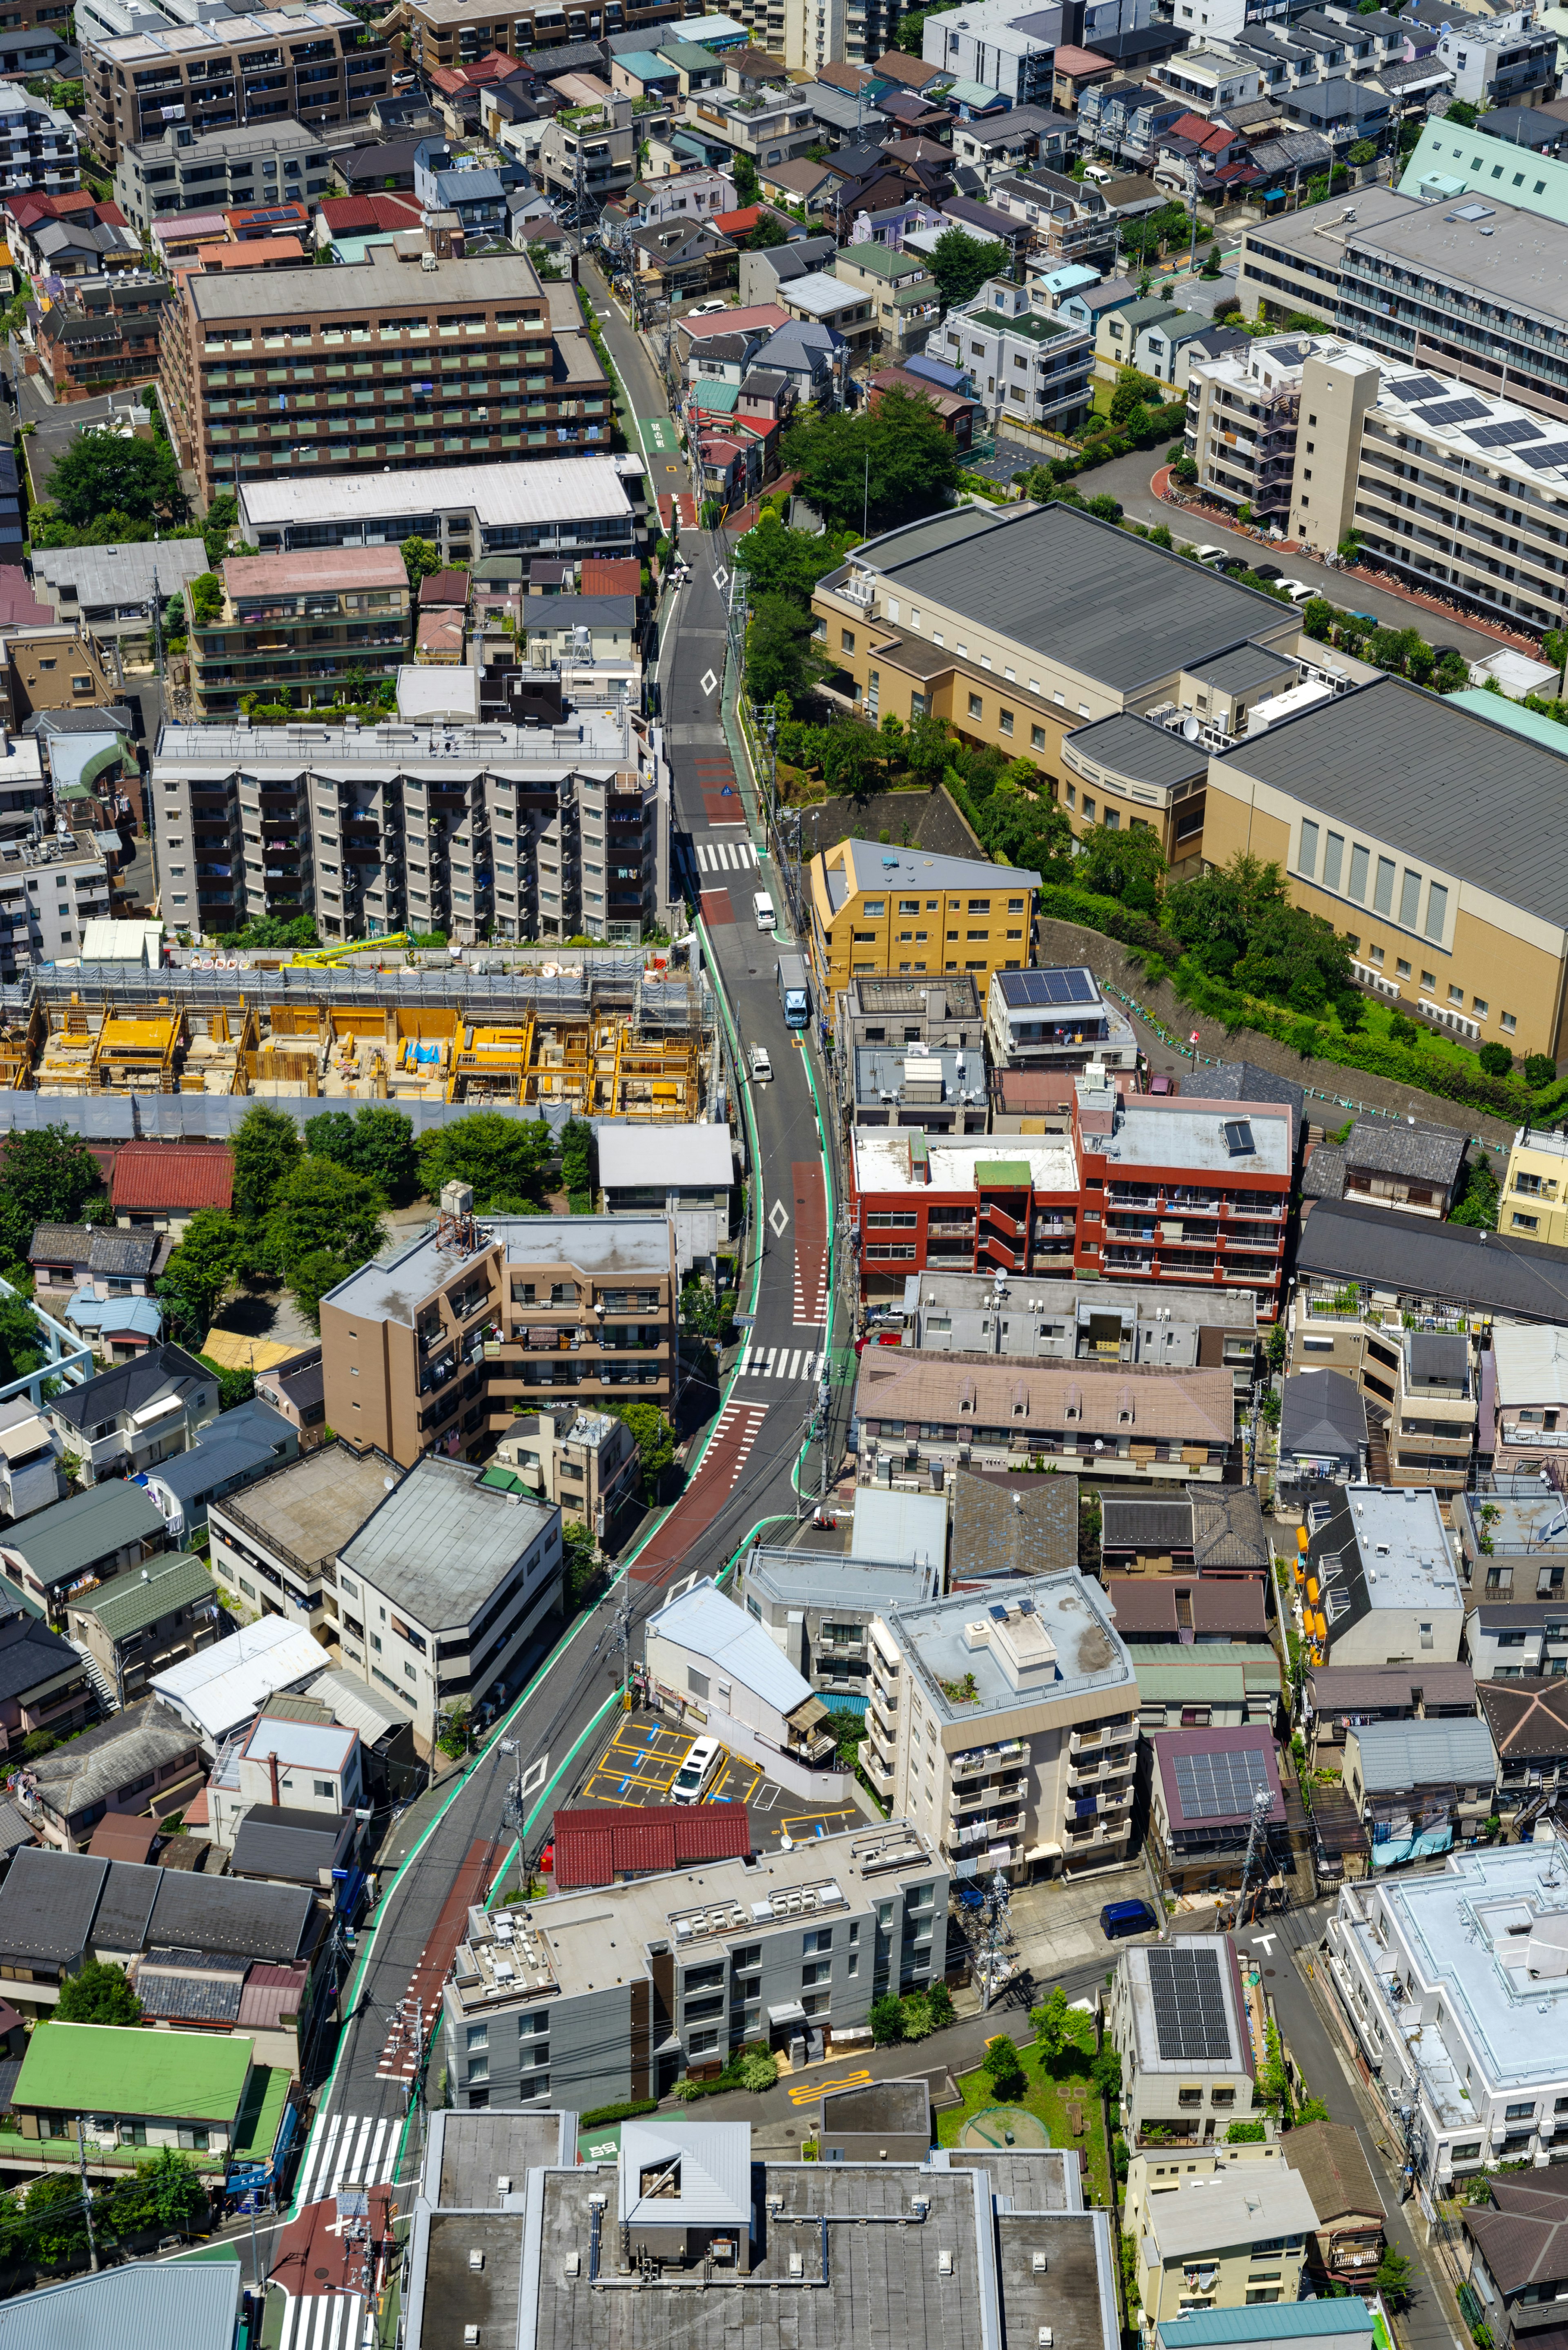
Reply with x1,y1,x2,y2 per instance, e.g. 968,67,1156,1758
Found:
578,2097,659,2127
1039,399,1187,486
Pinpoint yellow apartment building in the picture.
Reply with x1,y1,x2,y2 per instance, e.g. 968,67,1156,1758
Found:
1501,1128,1568,1246
806,838,1038,1010
1133,2165,1319,2339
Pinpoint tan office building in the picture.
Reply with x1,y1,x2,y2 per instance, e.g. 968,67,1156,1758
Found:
807,836,1037,1008
320,1205,677,1468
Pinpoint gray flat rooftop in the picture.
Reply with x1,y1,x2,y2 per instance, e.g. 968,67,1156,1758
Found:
1345,1484,1462,1609
744,1547,940,1613
1345,185,1568,329
1105,1098,1292,1176
1192,642,1298,694
157,709,638,780
906,1271,1256,1326
1065,711,1209,792
882,1574,1134,1731
339,1454,556,1630
187,241,543,321
863,503,1296,693
209,1440,394,1570
324,1215,670,1327
434,2109,570,2207
1219,674,1568,930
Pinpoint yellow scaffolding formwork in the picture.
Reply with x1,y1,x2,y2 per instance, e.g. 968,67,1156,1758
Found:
447,1014,534,1104
89,1006,186,1093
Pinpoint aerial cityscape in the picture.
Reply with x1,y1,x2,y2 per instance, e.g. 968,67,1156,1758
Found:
0,0,1567,2345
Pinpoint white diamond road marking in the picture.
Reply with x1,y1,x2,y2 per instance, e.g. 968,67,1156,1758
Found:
700,667,719,696
713,566,729,589
769,1198,789,1237
734,1346,823,1383
519,1753,548,1796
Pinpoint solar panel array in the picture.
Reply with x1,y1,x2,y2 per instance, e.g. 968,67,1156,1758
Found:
1172,1745,1273,1820
1147,1945,1233,2064
1391,374,1446,402
1412,396,1489,427
999,968,1098,1008
1521,443,1568,472
1467,417,1544,450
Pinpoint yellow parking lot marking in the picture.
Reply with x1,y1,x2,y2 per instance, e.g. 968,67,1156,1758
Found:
786,2069,872,2106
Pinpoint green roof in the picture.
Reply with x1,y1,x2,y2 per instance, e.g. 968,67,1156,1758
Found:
1134,1661,1247,1702
75,1552,216,1642
689,377,740,412
969,307,1069,342
478,1465,528,1494
1127,1641,1280,1690
1399,117,1568,229
232,2065,290,2168
2,1479,166,1585
841,241,927,280
975,1159,1033,1185
16,2023,253,2123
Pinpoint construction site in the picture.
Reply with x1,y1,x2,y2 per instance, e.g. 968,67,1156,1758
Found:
0,957,723,1124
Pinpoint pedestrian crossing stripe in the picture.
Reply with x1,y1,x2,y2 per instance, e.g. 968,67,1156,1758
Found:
292,2109,399,2210
695,839,759,871
278,2294,368,2350
733,1345,825,1382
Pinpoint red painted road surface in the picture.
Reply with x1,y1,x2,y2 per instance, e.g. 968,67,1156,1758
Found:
374,1836,493,2077
630,1398,772,1583
700,888,735,926
791,1160,828,1327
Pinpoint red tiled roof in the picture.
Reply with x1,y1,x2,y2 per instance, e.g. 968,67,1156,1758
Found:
238,1962,310,2031
430,49,524,89
419,567,470,606
580,557,641,594
550,1800,751,1889
319,193,422,235
109,1141,234,1215
710,204,764,234
1052,43,1114,71
0,566,53,627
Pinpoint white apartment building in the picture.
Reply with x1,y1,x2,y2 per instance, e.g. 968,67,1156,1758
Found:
1326,1844,1568,2189
151,697,673,948
1110,1937,1259,2146
0,828,113,974
866,1576,1139,1882
934,274,1094,433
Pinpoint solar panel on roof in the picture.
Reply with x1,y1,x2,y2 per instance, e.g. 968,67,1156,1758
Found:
1391,374,1445,402
1146,1945,1232,2063
1172,1746,1273,1820
1520,442,1568,472
1412,397,1489,428
999,968,1096,1008
1466,417,1544,449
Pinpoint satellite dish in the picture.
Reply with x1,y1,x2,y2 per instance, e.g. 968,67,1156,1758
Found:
1182,713,1201,741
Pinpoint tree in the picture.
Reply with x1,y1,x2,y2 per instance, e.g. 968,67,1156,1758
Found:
1478,1041,1515,1078
561,1520,600,1614
1110,369,1163,427
304,1110,359,1168
905,710,953,784
1200,240,1222,278
0,1289,47,1387
869,1993,906,2045
287,1250,356,1333
1031,1985,1095,2069
232,1101,303,1231
266,1158,387,1282
418,1112,554,1212
48,433,181,530
0,1126,110,1274
401,535,443,586
925,1980,955,2030
928,225,998,305
781,387,960,537
1293,2097,1331,2126
982,2033,1027,2099
732,152,760,205
1074,820,1166,914
1256,2018,1290,2113
1450,1152,1500,1231
560,1116,595,1201
203,489,238,570
1375,2246,1415,2309
735,512,855,604
608,1401,675,1500
746,590,822,708
55,1958,141,2025
1444,98,1479,127
157,1208,244,1344
346,1106,419,1206
1090,2046,1122,2101
18,2171,92,2265
1347,137,1377,166
106,2148,207,2241
820,717,881,798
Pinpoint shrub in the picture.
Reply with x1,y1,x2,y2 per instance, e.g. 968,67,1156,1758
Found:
1526,1054,1559,1088
982,2034,1027,2100
869,1993,906,2046
1479,1041,1515,1077
739,2050,779,2091
1225,2118,1267,2143
578,2098,659,2127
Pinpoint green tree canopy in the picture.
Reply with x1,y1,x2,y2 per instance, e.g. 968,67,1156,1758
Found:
106,2147,208,2240
266,1158,387,1283
203,489,238,570
734,513,857,603
306,1105,419,1206
1073,819,1166,913
0,1126,111,1273
0,1290,47,1387
928,225,998,305
781,386,960,537
48,433,182,530
289,1249,357,1333
1031,1984,1095,2069
1109,369,1163,426
982,2033,1027,2098
56,1958,142,2026
417,1113,555,1212
156,1208,244,1346
731,152,760,205
869,1992,905,2045
16,2171,92,2265
401,535,443,585
231,1101,303,1229
607,1401,675,1500
745,591,823,708
560,1117,595,1199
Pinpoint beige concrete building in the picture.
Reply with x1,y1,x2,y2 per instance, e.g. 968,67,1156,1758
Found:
1131,2165,1318,2337
320,1201,677,1469
864,1576,1139,1882
493,1405,639,1541
1109,1937,1258,2151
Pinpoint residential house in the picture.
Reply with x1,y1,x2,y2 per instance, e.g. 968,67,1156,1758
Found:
1501,1128,1568,1247
0,1400,62,1526
1285,2119,1385,2288
1477,1678,1568,1841
150,1615,332,1752
984,965,1138,1079
1301,1484,1465,1670
1098,1485,1270,1580
1096,293,1182,381
203,1708,364,1850
1109,1935,1257,2148
831,240,940,359
108,1141,234,1235
751,314,845,402
1466,2175,1568,2350
0,1479,167,1625
1130,1643,1283,1732
10,2021,261,2175
1304,1662,1476,1773
1466,1599,1568,1683
1078,77,1189,166
928,269,1097,431
866,362,977,447
756,153,836,209
1146,1723,1303,1897
67,1552,226,1712
595,1124,734,1275
26,1224,165,1363
642,1578,849,1802
738,232,837,306
1132,2167,1320,2337
491,1407,640,1543
738,1547,938,1705
1341,1716,1499,1868
1103,1577,1269,1642
139,1397,298,1546
228,1804,361,1895
0,1610,97,1761
1303,1121,1468,1220
45,1343,219,1492
1491,1326,1568,1468
950,104,1075,187
14,1695,207,1851
1278,1369,1368,1503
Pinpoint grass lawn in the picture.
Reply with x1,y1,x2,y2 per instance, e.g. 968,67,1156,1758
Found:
936,2043,1113,2210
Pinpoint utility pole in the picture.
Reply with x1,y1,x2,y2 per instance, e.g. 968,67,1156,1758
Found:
75,2117,99,2272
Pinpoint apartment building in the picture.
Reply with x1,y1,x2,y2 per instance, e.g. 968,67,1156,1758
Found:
810,503,1313,874
37,274,169,406
1325,1844,1568,2189
1399,114,1568,221
808,838,1038,1009
892,1268,1258,1390
0,830,113,972
159,245,610,508
1501,1129,1568,1247
185,548,412,719
334,1450,561,1748
932,273,1092,434
739,1547,940,1706
493,1405,640,1539
80,3,390,175
116,118,353,232
864,1576,1138,1879
238,451,636,568
0,86,76,202
831,241,940,361
1109,1936,1257,2147
985,965,1138,1078
1300,1483,1464,1672
207,1437,400,1652
1183,330,1309,531
152,696,670,945
441,1822,945,2108
320,1208,677,1469
398,0,687,79
1201,676,1568,1064
684,74,822,168
1134,2166,1318,2337
1430,7,1556,112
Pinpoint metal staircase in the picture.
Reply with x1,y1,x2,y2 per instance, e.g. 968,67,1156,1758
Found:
70,1639,119,1714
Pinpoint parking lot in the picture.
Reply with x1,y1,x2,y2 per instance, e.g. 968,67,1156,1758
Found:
575,1713,860,1846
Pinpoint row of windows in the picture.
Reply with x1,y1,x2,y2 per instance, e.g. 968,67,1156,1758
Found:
1350,937,1514,1030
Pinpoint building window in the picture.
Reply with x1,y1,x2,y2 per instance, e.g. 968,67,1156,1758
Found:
1502,1012,1517,1033
968,693,983,718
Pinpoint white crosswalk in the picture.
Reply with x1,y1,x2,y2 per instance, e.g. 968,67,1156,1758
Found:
278,2296,370,2350
733,1344,826,1383
695,838,759,872
292,2109,399,2210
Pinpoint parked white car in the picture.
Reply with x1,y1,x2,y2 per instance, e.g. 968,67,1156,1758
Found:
1278,578,1316,603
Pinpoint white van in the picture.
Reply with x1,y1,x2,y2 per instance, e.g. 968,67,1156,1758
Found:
672,1734,721,1804
753,890,776,932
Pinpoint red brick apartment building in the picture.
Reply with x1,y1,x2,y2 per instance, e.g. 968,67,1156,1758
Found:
849,1075,1292,1313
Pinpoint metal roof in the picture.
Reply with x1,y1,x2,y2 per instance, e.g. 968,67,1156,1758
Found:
1348,1716,1498,1789
151,1617,328,1744
307,1665,416,1745
239,453,631,535
550,1800,751,1889
1064,711,1208,791
1492,1322,1568,1407
647,1579,816,1716
72,1552,216,1642
49,1342,211,1438
241,1712,356,1773
0,2258,241,2350
15,2017,252,2120
339,1453,556,1633
1296,1197,1568,1323
1157,2304,1375,2348
596,1123,734,1190
231,1803,349,1883
849,1485,948,1569
619,2118,752,2225
0,1477,165,1585
0,1847,106,1965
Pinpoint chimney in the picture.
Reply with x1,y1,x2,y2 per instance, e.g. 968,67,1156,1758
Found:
268,1750,280,1806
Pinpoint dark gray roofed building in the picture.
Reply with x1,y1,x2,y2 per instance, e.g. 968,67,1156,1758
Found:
1302,1118,1468,1216
229,1804,356,1888
1296,1199,1568,1324
20,1697,204,1852
1279,1367,1368,1498
949,1468,1079,1582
